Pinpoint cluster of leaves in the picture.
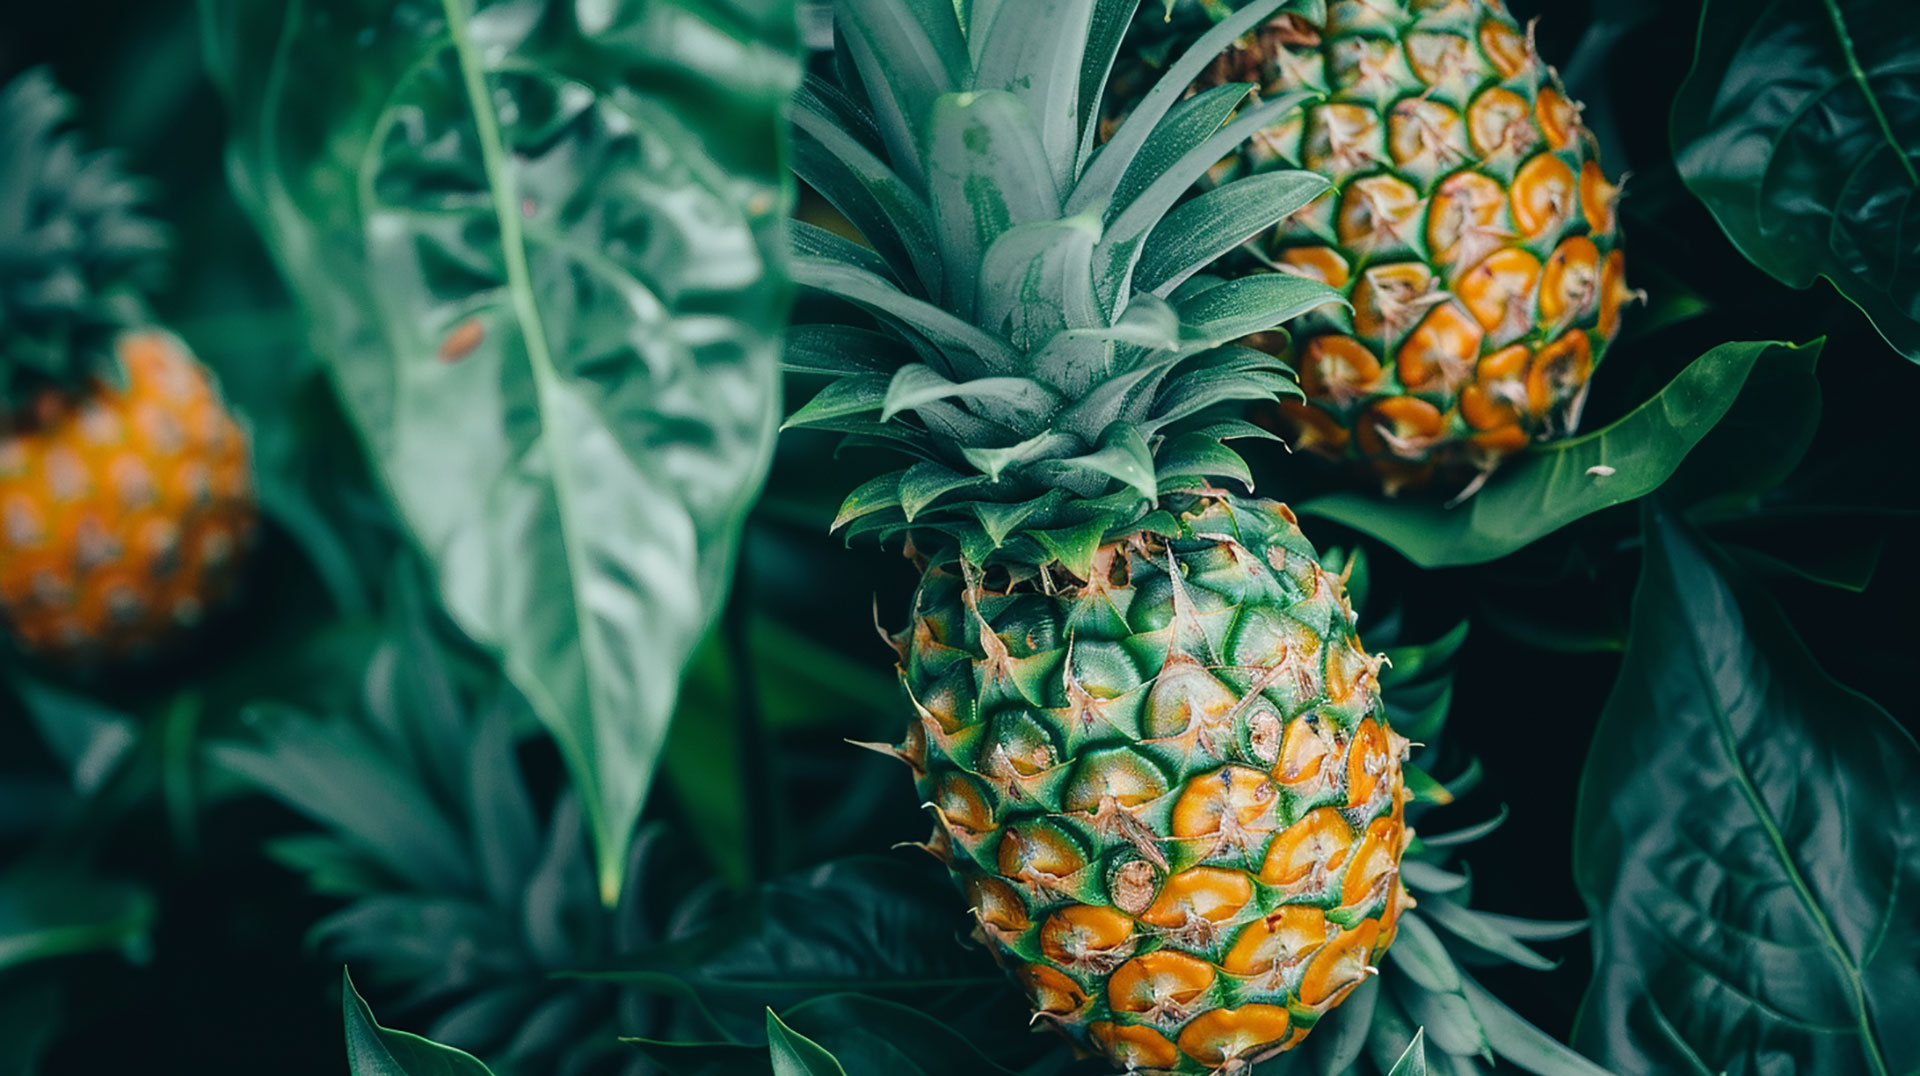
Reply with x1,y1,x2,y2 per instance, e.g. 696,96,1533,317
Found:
2,0,1919,1075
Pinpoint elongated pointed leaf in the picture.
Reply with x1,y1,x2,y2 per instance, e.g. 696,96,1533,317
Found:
1572,511,1920,1075
834,0,966,182
975,217,1103,351
968,0,1099,192
205,0,801,904
1387,1029,1429,1076
1174,272,1345,343
343,970,497,1076
767,1011,845,1076
1094,92,1317,311
925,91,1062,314
1674,0,1920,362
881,365,1059,430
794,257,1017,372
1138,171,1332,296
1300,340,1821,567
792,85,943,291
1069,0,1298,212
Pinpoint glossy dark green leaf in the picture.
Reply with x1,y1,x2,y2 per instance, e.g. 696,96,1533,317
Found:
205,0,802,902
1300,340,1819,567
1673,0,1920,362
342,970,496,1076
767,1010,845,1076
1572,510,1920,1075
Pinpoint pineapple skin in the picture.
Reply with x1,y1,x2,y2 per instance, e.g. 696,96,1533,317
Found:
1117,0,1635,494
0,331,257,661
895,496,1411,1073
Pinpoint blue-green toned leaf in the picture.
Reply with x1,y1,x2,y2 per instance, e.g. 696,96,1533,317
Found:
342,970,496,1076
924,91,1062,313
767,1010,845,1076
0,870,152,972
975,217,1103,350
968,0,1099,192
791,84,943,291
1386,1028,1428,1076
1572,510,1920,1075
1674,0,1920,362
833,0,966,181
1094,92,1317,312
1137,170,1331,296
793,257,1018,371
881,365,1058,429
205,0,801,904
1300,340,1820,568
1173,272,1344,343
1068,0,1298,212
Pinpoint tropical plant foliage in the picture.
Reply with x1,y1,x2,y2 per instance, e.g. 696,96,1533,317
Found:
0,1,1917,1075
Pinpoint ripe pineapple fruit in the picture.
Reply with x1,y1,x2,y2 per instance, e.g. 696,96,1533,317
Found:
1111,0,1638,494
789,1,1410,1068
0,70,256,661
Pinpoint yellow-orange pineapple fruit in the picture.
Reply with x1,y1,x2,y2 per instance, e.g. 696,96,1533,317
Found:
1110,0,1639,494
0,69,256,660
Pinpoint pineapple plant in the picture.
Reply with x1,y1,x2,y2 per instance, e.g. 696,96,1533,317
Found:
1110,0,1639,494
0,69,256,661
786,0,1411,1068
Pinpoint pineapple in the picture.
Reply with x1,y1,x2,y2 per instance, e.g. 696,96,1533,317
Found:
0,69,256,661
1110,0,1638,494
787,0,1410,1068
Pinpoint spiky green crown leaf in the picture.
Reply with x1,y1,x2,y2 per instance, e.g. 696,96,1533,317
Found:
786,0,1341,574
0,68,168,406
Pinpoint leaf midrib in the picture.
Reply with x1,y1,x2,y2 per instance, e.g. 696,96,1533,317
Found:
1684,550,1892,1076
1816,0,1920,187
438,0,623,905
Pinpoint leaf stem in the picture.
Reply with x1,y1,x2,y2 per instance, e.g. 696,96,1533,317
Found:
437,0,624,906
1818,0,1920,187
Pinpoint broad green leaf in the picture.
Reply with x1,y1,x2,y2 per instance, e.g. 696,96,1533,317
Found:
342,970,496,1076
1300,340,1819,567
205,0,803,902
1572,510,1920,1075
767,1010,845,1076
1673,0,1920,362
0,870,152,972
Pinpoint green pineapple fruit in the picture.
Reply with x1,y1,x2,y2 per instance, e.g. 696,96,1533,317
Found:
786,1,1410,1068
1110,0,1638,494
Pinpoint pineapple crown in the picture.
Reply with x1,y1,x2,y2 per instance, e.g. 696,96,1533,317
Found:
786,0,1343,577
0,67,168,408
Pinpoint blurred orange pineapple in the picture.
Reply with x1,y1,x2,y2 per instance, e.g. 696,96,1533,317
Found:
0,70,255,660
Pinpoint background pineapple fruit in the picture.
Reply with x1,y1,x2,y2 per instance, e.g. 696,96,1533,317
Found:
1111,0,1639,494
790,0,1408,1067
0,69,256,661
